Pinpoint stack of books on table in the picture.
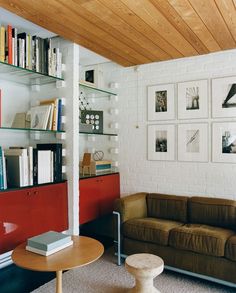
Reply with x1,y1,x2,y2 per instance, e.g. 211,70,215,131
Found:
26,231,73,256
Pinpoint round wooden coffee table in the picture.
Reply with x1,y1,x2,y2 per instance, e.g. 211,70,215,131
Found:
12,235,104,293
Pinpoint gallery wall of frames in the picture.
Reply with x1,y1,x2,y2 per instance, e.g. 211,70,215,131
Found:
147,76,236,163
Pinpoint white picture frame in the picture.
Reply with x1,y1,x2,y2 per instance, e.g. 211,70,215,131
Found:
178,79,208,119
80,65,104,88
147,84,175,121
148,124,175,161
212,76,236,118
30,105,51,130
178,123,208,162
212,122,236,163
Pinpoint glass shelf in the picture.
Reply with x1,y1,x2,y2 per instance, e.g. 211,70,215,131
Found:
0,126,65,133
0,61,64,85
79,131,117,136
79,82,117,98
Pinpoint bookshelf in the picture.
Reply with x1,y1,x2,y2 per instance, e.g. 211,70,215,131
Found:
79,82,117,98
0,25,80,252
0,60,64,85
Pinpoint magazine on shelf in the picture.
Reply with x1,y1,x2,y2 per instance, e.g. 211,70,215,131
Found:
30,105,51,130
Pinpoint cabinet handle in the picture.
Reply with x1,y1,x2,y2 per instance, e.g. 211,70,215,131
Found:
27,191,31,196
34,191,39,195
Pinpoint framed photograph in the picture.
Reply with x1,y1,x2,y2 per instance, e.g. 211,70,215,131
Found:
148,124,175,160
147,84,175,120
80,65,104,88
212,122,236,163
178,79,208,119
178,123,208,162
212,76,236,118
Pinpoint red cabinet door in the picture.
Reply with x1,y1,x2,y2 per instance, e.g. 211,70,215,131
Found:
30,182,68,235
99,174,120,216
79,177,100,224
0,188,33,254
79,173,120,224
0,182,68,254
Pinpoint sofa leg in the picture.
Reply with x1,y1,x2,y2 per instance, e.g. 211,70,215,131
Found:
113,211,122,265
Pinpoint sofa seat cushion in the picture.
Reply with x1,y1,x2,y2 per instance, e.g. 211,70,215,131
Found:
225,235,236,261
123,217,184,246
169,224,235,257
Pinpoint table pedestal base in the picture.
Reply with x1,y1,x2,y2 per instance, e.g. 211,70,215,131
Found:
56,270,62,293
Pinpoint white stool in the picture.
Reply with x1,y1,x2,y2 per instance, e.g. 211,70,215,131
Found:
125,253,164,293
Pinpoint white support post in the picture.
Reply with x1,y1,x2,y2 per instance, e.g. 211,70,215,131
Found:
60,40,80,236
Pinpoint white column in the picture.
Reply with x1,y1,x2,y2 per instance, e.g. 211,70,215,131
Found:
60,40,79,235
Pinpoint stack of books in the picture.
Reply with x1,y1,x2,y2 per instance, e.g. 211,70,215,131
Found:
79,160,112,175
26,231,73,256
0,24,62,77
4,143,62,188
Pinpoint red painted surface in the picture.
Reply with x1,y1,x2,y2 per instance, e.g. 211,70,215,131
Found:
0,182,68,254
79,173,120,224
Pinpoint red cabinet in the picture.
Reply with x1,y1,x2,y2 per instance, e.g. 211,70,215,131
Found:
0,182,68,254
79,173,120,224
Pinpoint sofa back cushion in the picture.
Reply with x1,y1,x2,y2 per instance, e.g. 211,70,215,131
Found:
189,197,236,229
147,193,188,223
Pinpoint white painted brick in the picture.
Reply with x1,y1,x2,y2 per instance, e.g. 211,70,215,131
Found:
101,49,236,199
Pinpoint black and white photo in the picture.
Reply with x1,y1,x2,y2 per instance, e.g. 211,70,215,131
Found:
148,84,175,120
148,124,175,161
178,80,208,119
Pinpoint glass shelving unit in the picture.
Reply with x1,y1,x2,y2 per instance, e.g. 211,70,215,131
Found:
79,82,117,98
0,126,65,133
79,131,117,136
0,61,64,85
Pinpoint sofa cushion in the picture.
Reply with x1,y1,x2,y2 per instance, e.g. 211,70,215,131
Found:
169,224,235,257
189,196,236,229
147,193,188,223
225,235,236,261
123,217,183,246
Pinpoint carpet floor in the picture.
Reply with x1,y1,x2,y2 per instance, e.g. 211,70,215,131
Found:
32,248,236,293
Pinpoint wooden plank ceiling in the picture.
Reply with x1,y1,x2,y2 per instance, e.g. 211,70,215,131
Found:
0,0,236,67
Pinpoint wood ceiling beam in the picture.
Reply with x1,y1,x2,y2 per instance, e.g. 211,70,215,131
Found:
168,0,221,52
98,0,182,59
121,0,198,57
189,0,236,49
79,0,170,62
214,0,236,43
149,0,209,54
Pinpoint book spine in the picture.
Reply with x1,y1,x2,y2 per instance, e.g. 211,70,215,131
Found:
33,149,38,185
0,26,5,62
2,150,7,190
57,98,62,131
13,28,18,66
0,89,2,127
7,25,12,64
0,147,4,190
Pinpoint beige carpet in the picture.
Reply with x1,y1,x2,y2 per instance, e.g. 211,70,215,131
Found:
32,248,235,293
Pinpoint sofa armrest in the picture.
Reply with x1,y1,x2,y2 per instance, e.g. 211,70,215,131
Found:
114,192,148,223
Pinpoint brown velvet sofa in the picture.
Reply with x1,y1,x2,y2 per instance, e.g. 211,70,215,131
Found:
114,192,236,286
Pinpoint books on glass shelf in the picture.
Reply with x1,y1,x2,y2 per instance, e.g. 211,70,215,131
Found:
26,231,73,256
0,23,62,77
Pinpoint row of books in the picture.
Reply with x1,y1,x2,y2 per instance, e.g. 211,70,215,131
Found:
26,231,73,256
79,160,112,175
0,143,62,190
30,98,64,131
0,24,62,77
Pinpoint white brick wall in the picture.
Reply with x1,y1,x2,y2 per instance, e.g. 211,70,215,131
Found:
101,49,236,199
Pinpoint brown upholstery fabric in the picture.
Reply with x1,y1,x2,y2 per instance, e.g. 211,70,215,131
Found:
123,237,236,284
169,224,235,257
147,193,188,223
189,196,236,229
225,235,236,261
123,217,183,246
114,193,147,223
